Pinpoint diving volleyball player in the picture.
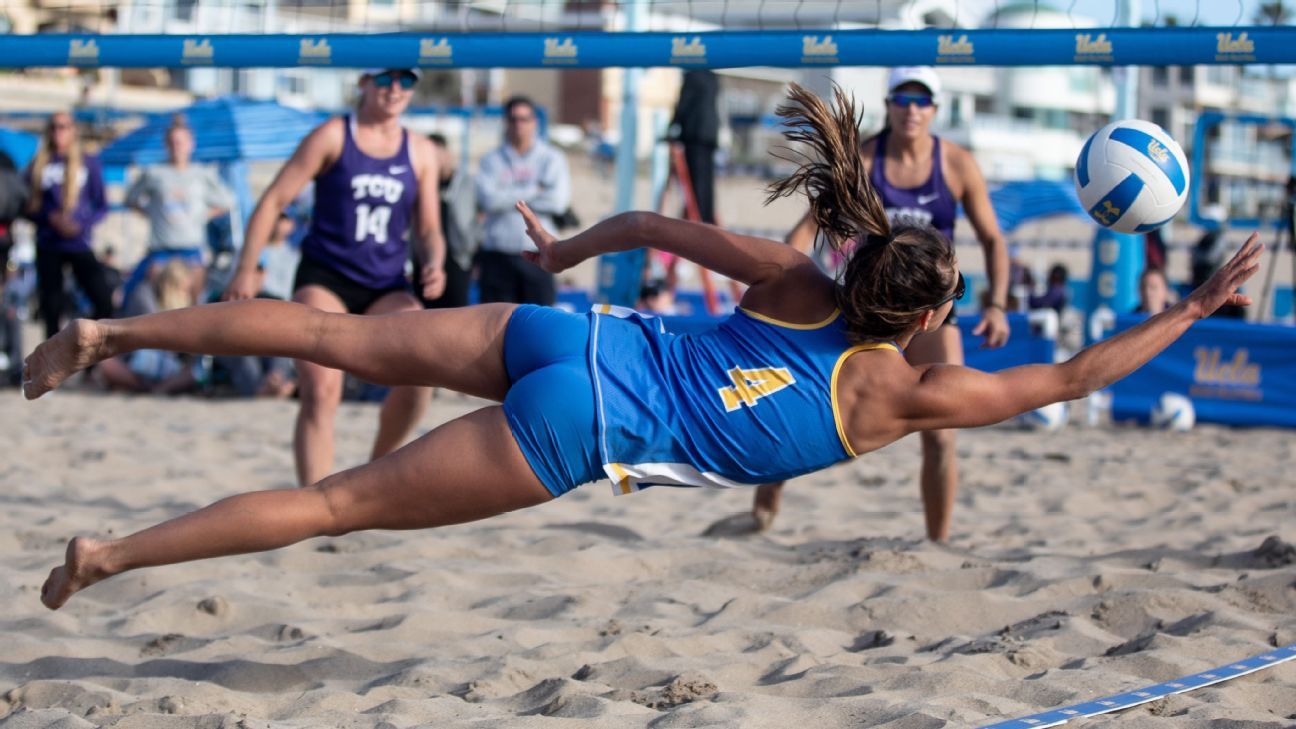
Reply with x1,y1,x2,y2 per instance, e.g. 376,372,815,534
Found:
25,86,1261,610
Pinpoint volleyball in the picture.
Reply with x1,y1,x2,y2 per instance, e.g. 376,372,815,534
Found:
1074,120,1190,234
1017,401,1069,432
1150,392,1196,431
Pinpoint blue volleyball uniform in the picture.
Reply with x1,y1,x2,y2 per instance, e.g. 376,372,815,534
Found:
590,305,897,494
500,304,899,498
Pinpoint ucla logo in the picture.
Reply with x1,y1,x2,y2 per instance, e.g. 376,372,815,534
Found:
68,39,99,65
937,34,974,61
1075,32,1113,61
802,35,839,63
1092,200,1122,226
1146,139,1169,164
543,37,578,65
1217,32,1255,55
670,36,706,64
1194,347,1261,386
181,38,214,65
419,37,452,65
298,38,332,65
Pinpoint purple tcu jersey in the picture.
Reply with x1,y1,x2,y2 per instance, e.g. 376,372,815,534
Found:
300,117,418,289
869,131,957,244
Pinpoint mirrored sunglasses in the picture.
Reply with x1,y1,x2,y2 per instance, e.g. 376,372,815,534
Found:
932,271,966,309
887,92,936,109
372,71,417,90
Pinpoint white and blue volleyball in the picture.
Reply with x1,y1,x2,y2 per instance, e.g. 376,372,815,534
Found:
1017,401,1069,432
1074,120,1189,234
1150,392,1196,431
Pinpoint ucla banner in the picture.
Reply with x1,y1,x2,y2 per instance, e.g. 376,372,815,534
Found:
4,27,1294,69
1109,314,1296,428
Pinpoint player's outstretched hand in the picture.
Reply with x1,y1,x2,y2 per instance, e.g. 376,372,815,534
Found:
1184,232,1263,319
518,201,571,274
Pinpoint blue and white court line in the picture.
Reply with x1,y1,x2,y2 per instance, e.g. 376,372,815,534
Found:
980,643,1296,729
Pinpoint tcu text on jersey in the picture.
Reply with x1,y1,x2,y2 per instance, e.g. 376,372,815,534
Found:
350,173,405,204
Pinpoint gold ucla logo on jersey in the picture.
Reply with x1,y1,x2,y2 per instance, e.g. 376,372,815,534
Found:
802,35,839,63
670,36,706,64
182,38,214,65
298,38,332,65
419,37,453,65
68,39,99,65
937,34,974,62
543,37,578,65
1216,32,1256,61
1074,33,1113,62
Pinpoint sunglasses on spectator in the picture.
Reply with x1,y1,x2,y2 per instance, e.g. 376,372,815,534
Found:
887,92,936,108
371,71,417,90
507,113,536,124
931,271,966,309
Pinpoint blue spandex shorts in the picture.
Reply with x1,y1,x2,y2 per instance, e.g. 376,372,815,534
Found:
501,305,603,497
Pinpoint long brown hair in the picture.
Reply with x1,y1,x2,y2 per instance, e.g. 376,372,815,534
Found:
28,112,84,218
766,84,957,343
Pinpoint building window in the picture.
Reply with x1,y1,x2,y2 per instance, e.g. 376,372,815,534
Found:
1152,66,1169,86
1151,107,1169,130
173,0,198,22
1179,65,1194,84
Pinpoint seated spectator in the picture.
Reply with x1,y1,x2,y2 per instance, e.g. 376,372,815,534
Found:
257,213,300,301
637,278,679,315
94,259,202,395
1134,267,1171,315
1028,263,1070,314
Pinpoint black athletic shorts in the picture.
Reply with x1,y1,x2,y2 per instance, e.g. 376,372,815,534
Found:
292,256,409,315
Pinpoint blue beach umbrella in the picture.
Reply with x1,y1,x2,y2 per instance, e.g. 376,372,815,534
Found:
0,126,39,169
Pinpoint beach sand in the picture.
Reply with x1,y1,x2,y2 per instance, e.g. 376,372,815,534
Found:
2,385,1293,728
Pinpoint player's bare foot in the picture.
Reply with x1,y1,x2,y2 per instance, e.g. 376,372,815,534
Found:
41,537,112,610
23,319,110,400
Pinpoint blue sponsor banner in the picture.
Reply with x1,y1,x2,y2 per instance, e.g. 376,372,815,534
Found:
1109,314,1296,428
960,313,1056,372
3,27,1295,69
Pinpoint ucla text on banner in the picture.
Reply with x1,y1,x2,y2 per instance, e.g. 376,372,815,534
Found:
1109,314,1296,428
4,28,1293,69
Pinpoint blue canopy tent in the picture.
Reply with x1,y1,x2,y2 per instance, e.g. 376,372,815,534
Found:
987,179,1088,234
100,96,326,247
0,127,39,169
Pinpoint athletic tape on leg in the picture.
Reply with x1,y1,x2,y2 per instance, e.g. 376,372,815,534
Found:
979,643,1296,729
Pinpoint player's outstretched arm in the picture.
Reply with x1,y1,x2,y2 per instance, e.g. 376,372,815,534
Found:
517,202,819,288
899,233,1263,433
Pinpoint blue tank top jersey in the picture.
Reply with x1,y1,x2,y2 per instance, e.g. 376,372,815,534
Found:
587,305,899,495
300,117,418,289
869,131,957,243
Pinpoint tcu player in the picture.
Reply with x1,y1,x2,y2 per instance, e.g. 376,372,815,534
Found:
225,68,446,486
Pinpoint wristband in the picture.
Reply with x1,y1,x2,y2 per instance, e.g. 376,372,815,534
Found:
985,303,1006,312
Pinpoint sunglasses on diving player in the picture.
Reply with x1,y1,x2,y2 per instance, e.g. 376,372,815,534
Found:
371,71,418,90
887,92,936,108
931,271,966,309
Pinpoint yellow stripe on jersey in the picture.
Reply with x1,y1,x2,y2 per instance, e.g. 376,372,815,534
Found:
609,463,634,494
829,342,901,457
738,307,841,330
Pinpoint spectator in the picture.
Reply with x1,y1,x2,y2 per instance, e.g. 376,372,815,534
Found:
25,111,114,339
636,278,678,315
94,259,202,395
1029,263,1070,314
1005,243,1034,311
123,116,233,307
1134,267,1171,315
257,213,300,301
421,132,477,309
0,149,26,387
669,69,721,224
476,96,571,305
